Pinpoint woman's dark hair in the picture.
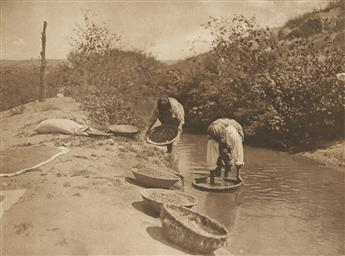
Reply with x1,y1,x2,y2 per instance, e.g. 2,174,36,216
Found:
157,97,170,111
207,123,225,142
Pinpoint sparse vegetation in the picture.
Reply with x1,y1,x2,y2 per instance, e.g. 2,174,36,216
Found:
0,60,65,111
8,105,25,116
174,13,345,150
60,10,166,128
1,4,344,151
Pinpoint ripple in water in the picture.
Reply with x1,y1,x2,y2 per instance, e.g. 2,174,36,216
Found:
176,134,345,255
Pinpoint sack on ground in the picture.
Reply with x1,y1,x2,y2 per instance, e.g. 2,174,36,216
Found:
35,119,88,135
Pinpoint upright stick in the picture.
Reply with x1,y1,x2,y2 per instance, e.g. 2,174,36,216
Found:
39,21,47,102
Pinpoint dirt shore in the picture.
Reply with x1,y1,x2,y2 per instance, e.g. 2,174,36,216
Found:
2,97,342,255
0,97,210,255
299,139,345,167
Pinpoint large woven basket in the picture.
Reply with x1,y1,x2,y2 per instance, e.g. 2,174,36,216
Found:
160,204,229,254
145,125,179,146
140,189,198,214
131,169,179,189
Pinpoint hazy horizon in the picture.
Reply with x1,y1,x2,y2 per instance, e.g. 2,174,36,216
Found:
1,0,330,61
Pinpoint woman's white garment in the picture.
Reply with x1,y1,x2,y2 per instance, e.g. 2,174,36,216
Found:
336,73,345,81
207,139,219,170
149,97,185,127
206,125,244,170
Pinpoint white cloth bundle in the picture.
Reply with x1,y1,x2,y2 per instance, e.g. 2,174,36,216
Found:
35,119,88,135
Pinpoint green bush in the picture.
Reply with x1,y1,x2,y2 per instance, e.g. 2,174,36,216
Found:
176,15,345,150
81,94,145,128
288,19,323,39
61,10,163,127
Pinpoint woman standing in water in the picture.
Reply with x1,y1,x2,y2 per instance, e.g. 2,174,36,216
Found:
146,97,184,153
206,118,245,183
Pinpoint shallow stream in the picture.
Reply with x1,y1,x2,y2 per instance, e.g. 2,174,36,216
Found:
175,134,344,255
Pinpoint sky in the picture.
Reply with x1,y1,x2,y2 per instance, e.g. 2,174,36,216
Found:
1,0,330,61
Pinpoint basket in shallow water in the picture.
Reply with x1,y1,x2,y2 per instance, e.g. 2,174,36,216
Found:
146,125,179,146
140,189,198,214
109,125,139,138
192,177,242,192
160,204,230,254
131,169,180,189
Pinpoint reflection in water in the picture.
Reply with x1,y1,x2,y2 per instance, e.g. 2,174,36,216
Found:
175,133,345,255
204,191,241,231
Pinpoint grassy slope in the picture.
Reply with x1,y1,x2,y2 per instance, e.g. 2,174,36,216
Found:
279,1,344,50
172,1,344,79
0,59,66,111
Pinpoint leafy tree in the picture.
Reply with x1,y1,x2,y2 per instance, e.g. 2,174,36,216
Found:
62,10,163,127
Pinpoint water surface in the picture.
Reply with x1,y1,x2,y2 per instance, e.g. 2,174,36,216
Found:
176,134,345,255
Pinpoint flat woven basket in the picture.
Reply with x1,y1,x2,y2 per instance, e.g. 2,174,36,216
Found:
145,125,179,146
109,125,139,137
140,189,198,214
131,169,180,189
160,204,229,254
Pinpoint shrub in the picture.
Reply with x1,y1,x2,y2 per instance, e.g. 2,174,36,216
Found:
176,15,345,150
0,60,65,111
62,10,163,127
288,19,323,39
81,93,145,128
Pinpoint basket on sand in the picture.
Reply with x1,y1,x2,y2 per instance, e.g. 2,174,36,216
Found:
160,204,229,254
146,125,179,146
131,168,180,189
140,189,198,214
109,125,139,138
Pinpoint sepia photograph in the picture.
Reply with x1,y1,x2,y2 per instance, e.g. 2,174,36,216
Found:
0,0,344,255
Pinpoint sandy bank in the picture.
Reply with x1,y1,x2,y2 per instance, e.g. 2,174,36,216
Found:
299,139,345,167
0,97,203,255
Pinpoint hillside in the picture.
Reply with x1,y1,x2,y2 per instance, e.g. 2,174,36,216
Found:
1,1,343,150
1,59,65,68
0,60,66,111
0,53,164,123
278,0,344,50
172,1,344,80
166,1,344,150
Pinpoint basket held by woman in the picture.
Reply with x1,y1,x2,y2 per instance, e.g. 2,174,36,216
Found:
145,125,179,146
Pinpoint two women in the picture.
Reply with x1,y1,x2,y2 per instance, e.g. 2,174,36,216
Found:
146,97,245,184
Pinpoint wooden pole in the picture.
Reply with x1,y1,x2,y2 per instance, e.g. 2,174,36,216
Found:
39,21,47,102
